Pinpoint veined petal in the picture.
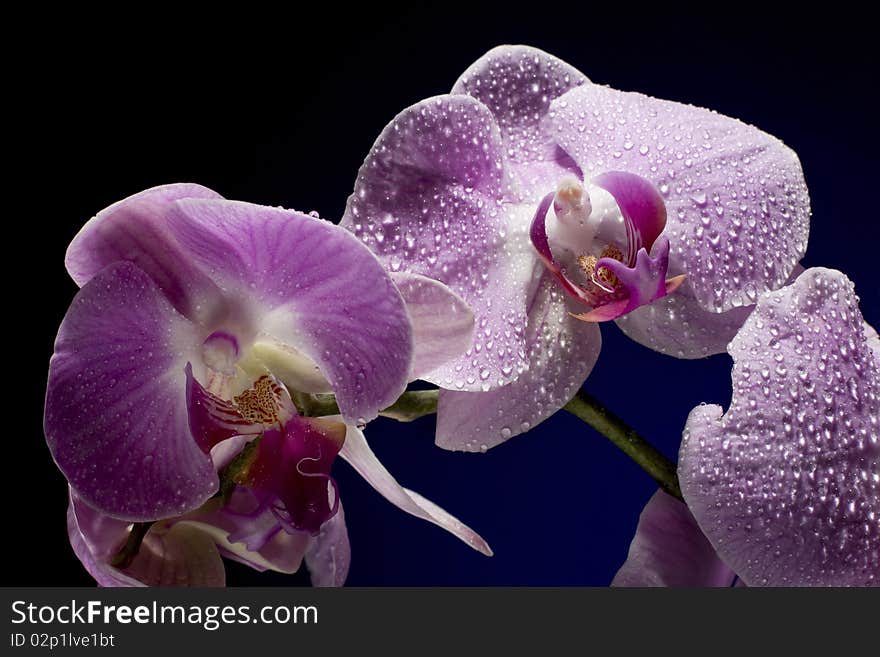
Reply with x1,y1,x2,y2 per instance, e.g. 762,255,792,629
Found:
305,501,351,587
679,268,880,586
46,263,217,521
611,490,736,587
165,199,412,424
452,45,588,197
65,183,225,323
342,94,539,392
338,423,492,556
546,84,809,314
437,274,601,451
391,272,474,382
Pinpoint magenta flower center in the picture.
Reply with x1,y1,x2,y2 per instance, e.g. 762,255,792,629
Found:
530,171,685,322
187,347,344,536
550,177,627,293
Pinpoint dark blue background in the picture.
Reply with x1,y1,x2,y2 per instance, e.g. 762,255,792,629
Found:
13,4,878,585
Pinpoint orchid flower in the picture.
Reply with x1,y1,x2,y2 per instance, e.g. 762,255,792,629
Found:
45,184,490,586
615,268,878,586
341,45,809,451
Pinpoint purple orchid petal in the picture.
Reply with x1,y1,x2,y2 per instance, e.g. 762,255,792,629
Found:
68,489,225,587
615,287,754,358
127,523,226,587
215,526,307,575
866,322,880,359
305,500,351,587
546,83,809,314
452,45,588,197
67,490,142,587
571,238,686,322
679,268,880,586
46,262,217,521
341,95,540,392
181,492,310,574
210,436,249,472
391,272,474,382
67,489,130,560
616,264,806,358
68,505,147,587
221,493,286,553
612,490,737,587
164,198,412,424
592,171,667,264
437,274,601,451
243,416,347,536
65,183,225,323
338,423,493,556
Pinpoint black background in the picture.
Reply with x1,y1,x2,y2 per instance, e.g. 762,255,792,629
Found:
10,3,878,586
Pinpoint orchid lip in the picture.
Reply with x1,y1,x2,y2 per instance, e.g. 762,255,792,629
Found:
185,359,345,536
529,171,684,322
237,416,347,536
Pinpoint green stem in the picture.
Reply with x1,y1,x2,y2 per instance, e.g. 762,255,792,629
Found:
217,436,261,502
110,521,152,569
301,386,681,500
298,390,440,422
563,390,683,501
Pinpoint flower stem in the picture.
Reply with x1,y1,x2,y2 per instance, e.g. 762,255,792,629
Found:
563,390,683,501
218,437,261,502
301,386,681,499
298,390,440,422
110,521,152,569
